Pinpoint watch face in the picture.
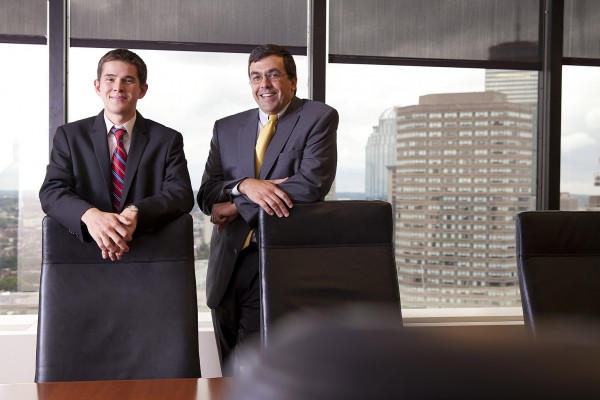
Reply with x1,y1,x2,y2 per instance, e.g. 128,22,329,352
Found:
128,205,139,212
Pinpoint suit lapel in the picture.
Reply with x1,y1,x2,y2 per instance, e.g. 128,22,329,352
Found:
260,97,302,179
121,112,149,206
91,112,114,209
239,111,259,178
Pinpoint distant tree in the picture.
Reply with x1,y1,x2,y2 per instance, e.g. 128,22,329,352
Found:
0,276,17,292
196,243,209,259
0,255,17,270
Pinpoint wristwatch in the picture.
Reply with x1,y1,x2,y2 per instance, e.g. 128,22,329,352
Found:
126,204,139,213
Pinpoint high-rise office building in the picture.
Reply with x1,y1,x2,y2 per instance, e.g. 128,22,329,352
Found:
390,92,534,307
365,108,398,200
485,69,538,186
485,70,538,105
560,192,580,211
366,69,538,204
587,195,600,210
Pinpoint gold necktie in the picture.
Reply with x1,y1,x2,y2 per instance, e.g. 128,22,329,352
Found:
254,114,278,176
242,114,278,250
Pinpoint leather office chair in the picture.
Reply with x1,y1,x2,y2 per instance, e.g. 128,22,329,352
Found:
35,214,201,382
516,211,600,334
257,200,401,348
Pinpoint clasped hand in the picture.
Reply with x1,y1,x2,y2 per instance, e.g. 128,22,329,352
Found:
210,178,292,232
239,177,292,217
81,207,138,261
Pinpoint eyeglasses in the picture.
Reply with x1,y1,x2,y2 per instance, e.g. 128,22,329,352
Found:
249,72,288,84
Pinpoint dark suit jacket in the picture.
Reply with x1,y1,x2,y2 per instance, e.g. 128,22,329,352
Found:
198,97,338,308
39,111,194,241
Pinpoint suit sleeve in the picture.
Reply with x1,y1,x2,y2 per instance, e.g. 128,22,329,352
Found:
134,131,195,232
276,106,338,201
197,120,243,216
39,126,97,241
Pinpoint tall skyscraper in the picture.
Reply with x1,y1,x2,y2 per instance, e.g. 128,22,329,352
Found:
365,108,398,200
390,92,534,308
560,192,580,210
485,70,538,105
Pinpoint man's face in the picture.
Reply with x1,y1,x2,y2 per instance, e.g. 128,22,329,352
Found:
249,55,297,115
94,60,148,124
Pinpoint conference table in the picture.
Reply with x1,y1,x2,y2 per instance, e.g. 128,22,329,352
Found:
0,378,231,400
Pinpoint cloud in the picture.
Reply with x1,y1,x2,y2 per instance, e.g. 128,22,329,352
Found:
562,132,597,153
585,106,600,130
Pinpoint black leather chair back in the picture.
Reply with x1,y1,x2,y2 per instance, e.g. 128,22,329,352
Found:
257,201,401,347
35,214,201,382
516,211,600,333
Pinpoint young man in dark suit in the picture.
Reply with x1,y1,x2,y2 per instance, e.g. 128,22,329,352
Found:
198,44,338,373
40,49,194,261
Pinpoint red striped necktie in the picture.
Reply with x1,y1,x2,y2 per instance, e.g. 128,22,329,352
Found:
111,126,127,212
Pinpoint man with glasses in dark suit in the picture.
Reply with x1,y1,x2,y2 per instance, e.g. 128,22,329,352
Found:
198,44,338,374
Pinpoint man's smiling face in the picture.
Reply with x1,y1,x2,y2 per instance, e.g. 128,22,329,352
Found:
249,55,297,115
94,60,148,125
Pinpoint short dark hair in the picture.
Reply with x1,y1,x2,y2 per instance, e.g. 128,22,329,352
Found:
97,49,148,85
248,44,297,80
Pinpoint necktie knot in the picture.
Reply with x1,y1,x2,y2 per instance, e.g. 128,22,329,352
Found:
112,126,126,142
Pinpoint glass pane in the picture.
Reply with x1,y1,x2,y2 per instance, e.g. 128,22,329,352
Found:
68,48,308,312
71,0,307,48
564,0,600,60
0,0,46,37
561,66,600,209
328,63,537,308
329,0,540,63
0,43,48,314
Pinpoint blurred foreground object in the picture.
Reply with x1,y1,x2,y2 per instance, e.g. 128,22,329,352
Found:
230,307,600,400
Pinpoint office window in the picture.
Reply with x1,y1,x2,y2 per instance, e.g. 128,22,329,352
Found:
3,0,592,319
0,0,46,38
564,0,600,60
561,66,600,210
0,43,48,314
329,0,539,63
68,47,308,311
70,0,306,48
333,62,538,308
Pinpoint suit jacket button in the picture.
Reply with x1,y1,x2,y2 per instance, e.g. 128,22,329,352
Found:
233,249,239,255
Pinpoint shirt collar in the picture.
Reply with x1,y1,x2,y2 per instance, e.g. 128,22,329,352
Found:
258,101,291,125
103,113,137,137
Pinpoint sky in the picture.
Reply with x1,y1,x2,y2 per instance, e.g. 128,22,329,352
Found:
4,44,600,197
560,66,600,195
0,44,48,192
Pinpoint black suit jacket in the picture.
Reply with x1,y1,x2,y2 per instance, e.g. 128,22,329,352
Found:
40,111,194,241
198,97,338,308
